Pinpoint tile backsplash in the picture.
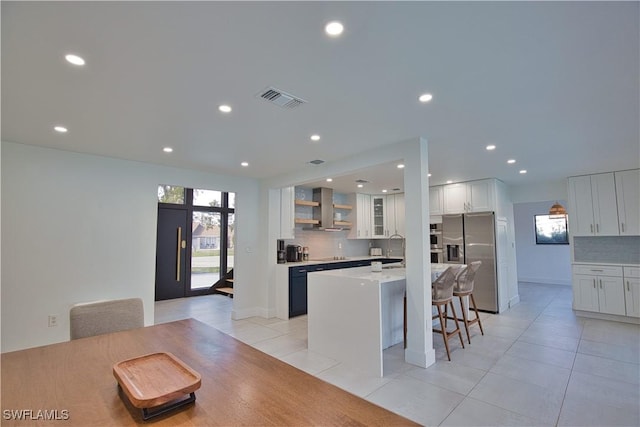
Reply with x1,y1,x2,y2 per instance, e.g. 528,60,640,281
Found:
573,236,640,264
285,229,373,259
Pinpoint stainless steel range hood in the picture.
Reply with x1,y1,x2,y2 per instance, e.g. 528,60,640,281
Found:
305,187,346,231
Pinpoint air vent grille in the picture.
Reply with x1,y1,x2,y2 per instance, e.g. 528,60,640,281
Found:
309,159,325,165
257,87,307,109
355,179,369,184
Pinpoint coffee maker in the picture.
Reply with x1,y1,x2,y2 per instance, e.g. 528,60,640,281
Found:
286,244,302,262
277,240,286,264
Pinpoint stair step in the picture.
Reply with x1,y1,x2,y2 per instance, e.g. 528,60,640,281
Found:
216,287,234,297
226,278,234,283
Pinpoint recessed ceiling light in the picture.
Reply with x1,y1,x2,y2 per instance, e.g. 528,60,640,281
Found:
325,21,344,36
418,93,433,103
65,54,85,66
310,134,321,141
357,184,364,188
507,159,516,164
486,145,496,151
54,126,68,133
241,161,249,167
446,180,453,184
428,173,432,177
397,164,405,169
519,169,527,174
382,189,388,193
163,147,173,153
326,178,333,182
218,105,232,113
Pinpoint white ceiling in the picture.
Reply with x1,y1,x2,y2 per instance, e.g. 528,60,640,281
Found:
2,2,638,193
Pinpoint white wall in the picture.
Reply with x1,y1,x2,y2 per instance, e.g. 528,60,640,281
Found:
513,200,571,285
1,141,261,352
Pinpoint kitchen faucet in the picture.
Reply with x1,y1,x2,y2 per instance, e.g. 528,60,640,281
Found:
387,233,405,266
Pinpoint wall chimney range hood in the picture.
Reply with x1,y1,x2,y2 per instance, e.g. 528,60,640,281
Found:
305,187,346,231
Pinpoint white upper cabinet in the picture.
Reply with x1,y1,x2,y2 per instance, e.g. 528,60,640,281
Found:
615,169,640,236
568,173,619,236
371,196,387,238
429,186,444,215
442,179,496,214
347,193,372,239
279,186,295,239
386,193,405,237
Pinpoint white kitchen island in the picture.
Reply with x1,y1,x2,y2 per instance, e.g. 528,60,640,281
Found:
307,263,464,377
307,265,406,377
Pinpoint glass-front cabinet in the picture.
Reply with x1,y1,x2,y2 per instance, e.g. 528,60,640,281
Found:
371,196,386,238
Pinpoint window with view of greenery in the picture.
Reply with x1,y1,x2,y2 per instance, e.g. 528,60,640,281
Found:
157,185,185,204
535,214,569,245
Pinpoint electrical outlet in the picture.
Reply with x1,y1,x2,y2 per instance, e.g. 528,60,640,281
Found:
48,315,58,327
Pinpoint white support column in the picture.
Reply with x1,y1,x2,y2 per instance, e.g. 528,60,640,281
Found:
403,137,435,368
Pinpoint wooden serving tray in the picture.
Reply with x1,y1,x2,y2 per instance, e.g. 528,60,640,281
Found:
113,352,201,409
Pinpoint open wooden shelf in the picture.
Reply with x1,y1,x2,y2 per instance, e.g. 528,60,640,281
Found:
334,221,352,226
295,199,320,207
333,204,353,210
295,218,320,224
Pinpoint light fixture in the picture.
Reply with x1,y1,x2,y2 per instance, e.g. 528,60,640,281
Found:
446,180,453,184
549,201,567,216
357,184,364,188
325,21,344,36
486,145,496,151
382,189,388,193
397,164,405,169
241,161,249,167
310,134,320,141
65,54,85,66
54,126,68,133
218,105,232,113
519,170,527,174
163,147,173,153
326,178,333,182
428,173,432,177
507,159,516,164
418,93,433,103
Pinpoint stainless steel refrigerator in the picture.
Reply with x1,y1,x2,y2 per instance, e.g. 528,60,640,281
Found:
442,212,498,313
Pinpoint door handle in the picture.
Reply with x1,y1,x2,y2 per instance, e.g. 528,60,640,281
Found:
599,279,603,289
621,223,625,233
627,281,630,292
590,224,594,233
176,226,182,282
593,279,596,288
596,224,599,233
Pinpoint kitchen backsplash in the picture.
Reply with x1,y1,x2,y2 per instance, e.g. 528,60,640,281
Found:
573,236,640,264
286,229,373,259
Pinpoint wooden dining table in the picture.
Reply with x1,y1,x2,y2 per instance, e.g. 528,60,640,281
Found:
1,318,418,426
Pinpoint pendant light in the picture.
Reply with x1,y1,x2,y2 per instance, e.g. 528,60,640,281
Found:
549,201,567,216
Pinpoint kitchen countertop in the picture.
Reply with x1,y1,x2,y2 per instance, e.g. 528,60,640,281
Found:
310,265,406,283
278,256,402,267
572,262,640,267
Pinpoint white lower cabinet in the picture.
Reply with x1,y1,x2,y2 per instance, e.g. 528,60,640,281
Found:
624,267,640,318
572,264,625,316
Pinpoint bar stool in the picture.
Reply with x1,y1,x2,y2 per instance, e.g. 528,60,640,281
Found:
432,267,465,361
449,261,484,344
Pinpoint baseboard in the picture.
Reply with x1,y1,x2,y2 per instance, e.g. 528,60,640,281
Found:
508,294,520,309
518,277,571,286
574,310,640,325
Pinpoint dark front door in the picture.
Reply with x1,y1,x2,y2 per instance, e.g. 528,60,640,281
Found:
155,208,188,300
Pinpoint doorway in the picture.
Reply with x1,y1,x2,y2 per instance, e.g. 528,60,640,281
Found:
155,186,235,301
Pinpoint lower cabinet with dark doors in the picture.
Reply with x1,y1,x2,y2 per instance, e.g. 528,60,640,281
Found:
288,258,402,317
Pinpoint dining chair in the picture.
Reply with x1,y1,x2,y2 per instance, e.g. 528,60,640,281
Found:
70,298,144,340
431,267,465,361
450,260,484,344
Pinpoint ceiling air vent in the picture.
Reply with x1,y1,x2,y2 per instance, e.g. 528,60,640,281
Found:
308,159,325,165
355,179,369,184
257,87,307,109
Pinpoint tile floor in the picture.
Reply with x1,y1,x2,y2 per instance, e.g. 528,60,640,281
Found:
155,282,640,426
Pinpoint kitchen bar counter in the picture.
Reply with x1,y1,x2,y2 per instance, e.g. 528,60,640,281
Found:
308,266,406,377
